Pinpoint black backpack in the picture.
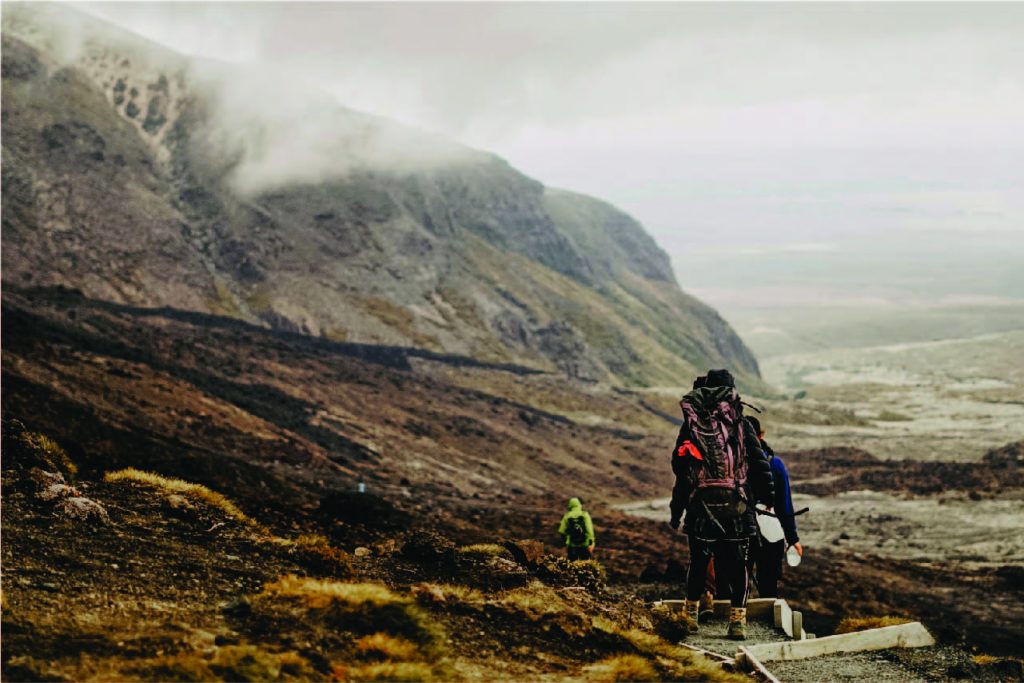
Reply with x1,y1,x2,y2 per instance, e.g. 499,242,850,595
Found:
566,514,588,545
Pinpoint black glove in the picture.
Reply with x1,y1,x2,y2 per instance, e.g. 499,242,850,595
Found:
669,518,681,530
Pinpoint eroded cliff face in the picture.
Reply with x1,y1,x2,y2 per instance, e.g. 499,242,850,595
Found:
2,4,760,387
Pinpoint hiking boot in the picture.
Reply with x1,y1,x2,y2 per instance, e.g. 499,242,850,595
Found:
682,599,700,634
699,591,715,620
727,607,747,640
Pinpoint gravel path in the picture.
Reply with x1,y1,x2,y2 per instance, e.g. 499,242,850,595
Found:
683,613,934,682
686,618,788,657
770,650,926,682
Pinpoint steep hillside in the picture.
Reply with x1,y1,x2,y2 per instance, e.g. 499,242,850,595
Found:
1,4,759,388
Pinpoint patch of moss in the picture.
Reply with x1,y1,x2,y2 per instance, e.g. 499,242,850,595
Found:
323,326,349,342
875,409,913,422
457,543,512,559
355,296,440,350
5,424,77,479
207,279,244,318
244,286,274,315
537,556,607,590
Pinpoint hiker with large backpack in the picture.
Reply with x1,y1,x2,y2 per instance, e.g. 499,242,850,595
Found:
668,369,774,640
747,416,802,598
558,497,595,560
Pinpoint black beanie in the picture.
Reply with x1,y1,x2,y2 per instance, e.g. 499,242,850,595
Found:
692,375,708,389
705,369,735,388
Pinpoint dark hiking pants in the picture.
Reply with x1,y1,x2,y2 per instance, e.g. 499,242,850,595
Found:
686,537,749,607
752,537,786,598
568,546,593,561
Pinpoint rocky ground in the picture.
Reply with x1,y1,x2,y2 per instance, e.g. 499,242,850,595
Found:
4,287,1023,680
1,419,745,682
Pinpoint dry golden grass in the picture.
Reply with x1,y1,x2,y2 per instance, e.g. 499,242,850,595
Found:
279,533,353,575
105,471,354,576
338,660,435,682
411,583,486,608
254,575,444,650
15,430,78,478
356,633,420,662
835,616,912,634
132,644,315,682
586,654,659,682
972,655,999,665
456,543,512,559
498,581,569,619
591,618,747,683
104,468,267,533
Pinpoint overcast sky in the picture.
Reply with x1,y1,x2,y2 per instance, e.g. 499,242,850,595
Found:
76,1,1024,305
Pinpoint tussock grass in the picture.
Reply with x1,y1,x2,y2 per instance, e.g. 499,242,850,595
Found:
537,556,607,589
835,616,912,634
136,644,314,682
649,604,690,643
411,583,486,608
586,654,659,682
278,533,353,575
247,576,449,680
253,575,444,650
972,655,999,665
339,661,435,682
457,543,512,559
104,468,267,532
591,618,747,683
356,633,420,662
106,470,354,575
6,425,78,479
499,581,569,619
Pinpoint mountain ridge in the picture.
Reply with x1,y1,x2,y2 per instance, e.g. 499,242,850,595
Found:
2,3,761,389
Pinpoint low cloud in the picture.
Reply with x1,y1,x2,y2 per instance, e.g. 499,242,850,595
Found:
5,3,479,197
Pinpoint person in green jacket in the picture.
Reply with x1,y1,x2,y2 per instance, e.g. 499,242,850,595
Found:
558,497,595,560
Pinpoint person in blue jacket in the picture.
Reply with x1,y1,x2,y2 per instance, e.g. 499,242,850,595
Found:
747,417,802,597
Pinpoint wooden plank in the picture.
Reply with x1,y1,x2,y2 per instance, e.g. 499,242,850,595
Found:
774,599,794,637
737,646,783,683
744,622,936,662
679,642,734,665
792,611,804,641
744,598,779,619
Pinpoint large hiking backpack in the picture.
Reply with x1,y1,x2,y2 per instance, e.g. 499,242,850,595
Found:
679,386,749,525
566,514,588,546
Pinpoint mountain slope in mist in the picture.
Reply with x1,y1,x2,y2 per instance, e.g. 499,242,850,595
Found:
1,4,759,387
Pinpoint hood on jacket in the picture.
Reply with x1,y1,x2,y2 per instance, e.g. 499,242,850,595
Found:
566,497,582,511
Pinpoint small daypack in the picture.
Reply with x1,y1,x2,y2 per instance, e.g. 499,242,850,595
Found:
566,514,588,546
679,385,749,526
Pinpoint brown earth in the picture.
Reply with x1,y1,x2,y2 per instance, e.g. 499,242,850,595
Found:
780,444,1024,497
1,419,741,683
4,287,1022,680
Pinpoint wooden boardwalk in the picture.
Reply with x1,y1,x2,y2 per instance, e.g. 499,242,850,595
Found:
654,597,935,682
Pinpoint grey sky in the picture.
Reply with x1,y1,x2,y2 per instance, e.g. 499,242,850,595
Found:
76,1,1024,307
